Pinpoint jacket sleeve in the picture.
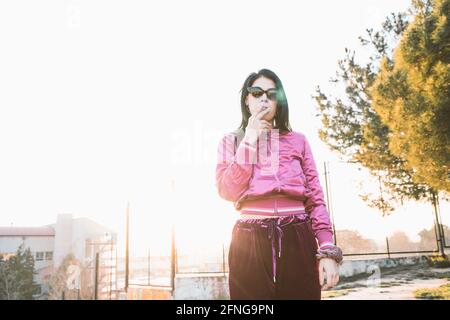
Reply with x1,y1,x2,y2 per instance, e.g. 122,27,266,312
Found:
301,135,335,248
215,133,257,202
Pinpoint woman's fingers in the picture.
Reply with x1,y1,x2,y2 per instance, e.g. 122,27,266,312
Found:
246,109,272,135
332,273,340,287
326,272,339,289
255,107,271,120
325,270,331,290
320,263,340,290
319,266,324,287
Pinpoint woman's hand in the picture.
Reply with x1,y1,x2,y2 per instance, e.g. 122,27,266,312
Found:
318,258,340,290
244,106,273,143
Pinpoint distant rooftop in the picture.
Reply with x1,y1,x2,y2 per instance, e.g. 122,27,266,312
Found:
0,226,55,236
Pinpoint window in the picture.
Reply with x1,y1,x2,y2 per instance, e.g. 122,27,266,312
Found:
45,252,53,261
35,252,44,261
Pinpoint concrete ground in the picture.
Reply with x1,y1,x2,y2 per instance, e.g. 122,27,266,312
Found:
322,264,450,300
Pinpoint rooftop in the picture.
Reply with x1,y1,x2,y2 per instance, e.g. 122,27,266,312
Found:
0,226,55,237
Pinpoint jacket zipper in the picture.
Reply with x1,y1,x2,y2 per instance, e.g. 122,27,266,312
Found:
268,130,281,193
274,173,281,192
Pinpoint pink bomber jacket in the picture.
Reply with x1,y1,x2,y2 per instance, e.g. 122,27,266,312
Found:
215,129,334,247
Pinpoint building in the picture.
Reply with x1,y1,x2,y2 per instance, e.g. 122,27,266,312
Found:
0,214,117,299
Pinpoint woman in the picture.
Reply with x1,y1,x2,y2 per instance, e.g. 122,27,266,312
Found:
216,69,343,300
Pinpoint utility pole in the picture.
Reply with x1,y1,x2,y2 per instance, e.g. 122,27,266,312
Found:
386,236,391,259
125,201,130,294
147,248,151,286
170,224,176,296
323,161,337,245
222,243,226,276
94,252,99,300
109,234,113,300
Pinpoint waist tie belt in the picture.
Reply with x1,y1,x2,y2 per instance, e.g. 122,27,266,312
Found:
239,214,310,283
267,219,283,283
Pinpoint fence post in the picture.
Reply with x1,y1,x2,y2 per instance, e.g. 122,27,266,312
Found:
175,248,179,274
436,194,447,249
323,161,337,245
385,236,391,259
94,252,99,300
436,195,445,245
170,224,176,296
125,202,130,294
431,191,446,257
222,243,226,276
147,248,151,286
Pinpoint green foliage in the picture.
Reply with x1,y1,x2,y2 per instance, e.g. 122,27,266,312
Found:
322,288,356,299
426,253,450,267
0,244,39,300
371,0,450,193
414,283,450,299
313,0,449,215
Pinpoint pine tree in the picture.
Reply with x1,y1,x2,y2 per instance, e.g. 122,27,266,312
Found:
0,244,38,299
370,0,450,193
313,0,449,214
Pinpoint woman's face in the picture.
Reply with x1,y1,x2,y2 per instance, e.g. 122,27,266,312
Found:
245,76,277,122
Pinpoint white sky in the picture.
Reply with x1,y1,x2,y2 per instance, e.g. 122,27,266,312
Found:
1,0,447,257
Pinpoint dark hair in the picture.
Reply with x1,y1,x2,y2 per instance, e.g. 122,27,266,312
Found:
237,69,292,135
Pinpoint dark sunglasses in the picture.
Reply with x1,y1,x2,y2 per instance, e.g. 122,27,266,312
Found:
247,86,278,101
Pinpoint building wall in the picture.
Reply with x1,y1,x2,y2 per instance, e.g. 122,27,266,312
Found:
72,217,116,265
173,274,229,300
0,214,117,299
0,235,54,268
53,214,116,268
53,214,74,268
338,255,430,278
0,235,54,255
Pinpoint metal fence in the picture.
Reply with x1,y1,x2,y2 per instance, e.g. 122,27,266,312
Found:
173,160,449,274
123,160,449,285
323,161,449,259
